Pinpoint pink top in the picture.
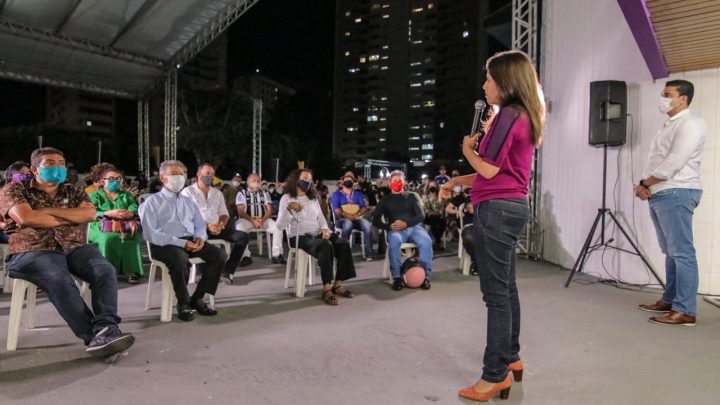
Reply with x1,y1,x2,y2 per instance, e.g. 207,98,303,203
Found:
470,106,535,205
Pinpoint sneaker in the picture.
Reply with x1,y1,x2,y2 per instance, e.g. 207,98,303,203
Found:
392,277,404,291
271,255,287,265
239,256,253,267
128,274,140,284
364,256,373,262
220,272,234,285
86,326,135,357
421,279,431,290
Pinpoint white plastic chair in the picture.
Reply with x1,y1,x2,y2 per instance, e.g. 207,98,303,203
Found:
144,241,209,322
381,229,418,281
247,228,272,259
332,210,366,258
283,227,321,297
7,277,90,351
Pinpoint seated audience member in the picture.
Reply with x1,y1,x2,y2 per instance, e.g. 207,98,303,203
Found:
422,180,446,250
276,169,357,306
236,173,285,264
268,182,282,216
434,166,450,186
0,147,134,357
445,185,472,240
87,163,144,284
139,160,225,321
372,170,433,290
1,162,33,243
331,173,373,260
461,224,478,276
316,182,330,222
181,163,250,285
222,173,243,223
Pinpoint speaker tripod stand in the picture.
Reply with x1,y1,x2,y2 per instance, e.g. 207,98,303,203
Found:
564,144,664,288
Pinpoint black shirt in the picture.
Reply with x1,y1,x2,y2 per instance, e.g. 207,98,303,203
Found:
372,192,424,230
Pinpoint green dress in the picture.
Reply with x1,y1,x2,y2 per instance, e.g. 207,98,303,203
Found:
88,190,143,276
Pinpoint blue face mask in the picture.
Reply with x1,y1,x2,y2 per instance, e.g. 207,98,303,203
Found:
37,166,67,184
105,180,121,192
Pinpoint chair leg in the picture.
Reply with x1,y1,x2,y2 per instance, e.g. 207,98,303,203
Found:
360,231,366,259
145,263,157,311
188,263,197,285
266,233,272,260
25,283,37,330
382,253,390,281
160,265,173,322
7,279,29,351
208,295,215,309
295,251,307,298
257,232,263,257
284,250,294,289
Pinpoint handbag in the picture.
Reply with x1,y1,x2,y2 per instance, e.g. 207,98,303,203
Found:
99,215,141,240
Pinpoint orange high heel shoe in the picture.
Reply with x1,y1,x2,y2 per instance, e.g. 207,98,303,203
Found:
458,375,512,402
508,360,524,382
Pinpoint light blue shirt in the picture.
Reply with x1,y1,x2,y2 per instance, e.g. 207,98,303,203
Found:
139,187,208,248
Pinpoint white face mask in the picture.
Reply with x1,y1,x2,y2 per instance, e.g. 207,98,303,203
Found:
658,96,674,114
232,180,241,188
453,185,462,193
164,175,186,193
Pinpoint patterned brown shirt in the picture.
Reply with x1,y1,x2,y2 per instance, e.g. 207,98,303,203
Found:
0,180,92,255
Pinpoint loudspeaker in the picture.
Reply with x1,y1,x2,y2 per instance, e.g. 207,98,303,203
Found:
589,80,627,147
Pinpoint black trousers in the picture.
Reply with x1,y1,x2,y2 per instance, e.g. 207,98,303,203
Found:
149,241,226,305
462,225,476,270
424,214,445,245
208,225,249,275
290,233,356,285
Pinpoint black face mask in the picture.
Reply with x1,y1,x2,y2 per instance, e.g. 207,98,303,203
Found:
297,179,312,193
428,187,438,193
343,180,354,189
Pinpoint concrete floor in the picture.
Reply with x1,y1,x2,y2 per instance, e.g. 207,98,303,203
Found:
1,248,719,405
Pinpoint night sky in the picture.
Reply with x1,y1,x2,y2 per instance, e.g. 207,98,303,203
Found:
227,0,336,147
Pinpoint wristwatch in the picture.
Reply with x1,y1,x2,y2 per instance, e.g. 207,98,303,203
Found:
639,179,649,189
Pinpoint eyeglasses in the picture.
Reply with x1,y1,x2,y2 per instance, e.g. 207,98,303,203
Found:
102,176,123,182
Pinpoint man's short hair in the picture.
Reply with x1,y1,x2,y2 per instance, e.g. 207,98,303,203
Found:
159,160,187,175
30,147,64,167
389,170,405,180
666,79,694,105
197,162,214,172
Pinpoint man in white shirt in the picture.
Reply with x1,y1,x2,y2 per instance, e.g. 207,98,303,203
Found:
634,80,705,326
236,173,285,264
182,163,249,285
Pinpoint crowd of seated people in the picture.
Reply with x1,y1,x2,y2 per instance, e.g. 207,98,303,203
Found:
0,148,481,358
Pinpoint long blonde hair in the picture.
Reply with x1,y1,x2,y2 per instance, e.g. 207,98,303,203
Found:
483,50,545,146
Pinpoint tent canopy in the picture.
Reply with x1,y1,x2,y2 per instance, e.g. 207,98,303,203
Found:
0,0,260,98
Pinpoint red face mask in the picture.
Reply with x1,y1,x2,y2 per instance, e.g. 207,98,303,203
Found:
390,181,404,192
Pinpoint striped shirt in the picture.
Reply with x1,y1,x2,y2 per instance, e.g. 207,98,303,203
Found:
236,190,271,218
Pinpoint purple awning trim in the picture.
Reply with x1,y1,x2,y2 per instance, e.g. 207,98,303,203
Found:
617,0,669,79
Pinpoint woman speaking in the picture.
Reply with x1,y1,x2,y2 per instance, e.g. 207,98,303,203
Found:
447,50,545,402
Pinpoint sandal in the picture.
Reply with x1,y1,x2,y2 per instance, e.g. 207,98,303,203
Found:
321,290,339,306
332,285,356,298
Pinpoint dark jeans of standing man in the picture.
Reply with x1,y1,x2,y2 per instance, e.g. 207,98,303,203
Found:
149,241,225,306
6,245,121,344
289,233,356,284
472,198,528,383
208,225,249,275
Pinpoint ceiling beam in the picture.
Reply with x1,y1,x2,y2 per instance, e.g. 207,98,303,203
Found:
0,66,138,99
616,0,669,79
54,0,82,33
0,18,165,69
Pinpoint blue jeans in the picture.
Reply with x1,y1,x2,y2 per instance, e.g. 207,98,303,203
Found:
337,217,373,257
6,245,121,344
388,224,433,279
648,188,702,315
473,199,529,383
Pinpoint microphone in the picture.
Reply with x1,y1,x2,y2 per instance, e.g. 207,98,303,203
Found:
469,100,487,136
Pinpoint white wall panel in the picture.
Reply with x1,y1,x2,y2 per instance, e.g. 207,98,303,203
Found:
540,0,719,294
